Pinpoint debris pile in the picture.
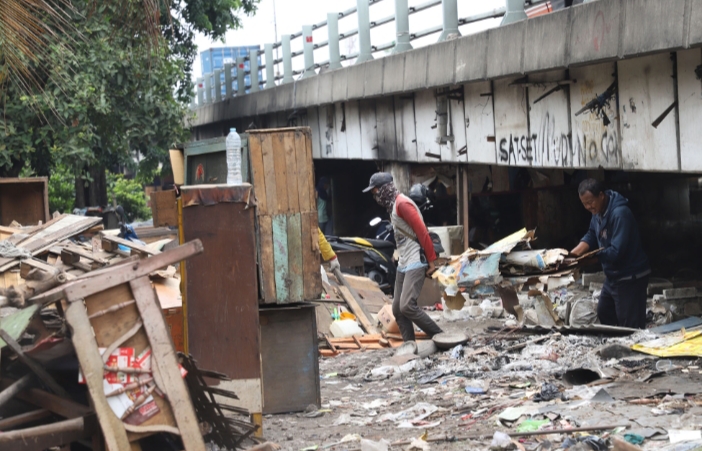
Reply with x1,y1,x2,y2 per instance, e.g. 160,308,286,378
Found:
0,214,259,450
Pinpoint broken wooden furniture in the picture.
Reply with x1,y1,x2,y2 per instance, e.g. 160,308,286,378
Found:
248,127,322,304
181,184,264,430
259,304,320,414
0,177,49,227
40,240,207,451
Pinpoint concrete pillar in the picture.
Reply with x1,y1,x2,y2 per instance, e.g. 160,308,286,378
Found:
249,50,260,92
196,77,204,105
282,35,294,83
265,44,276,88
386,162,410,194
302,25,316,78
236,56,246,95
392,0,412,53
501,0,527,25
328,13,342,69
438,0,460,41
355,0,374,64
224,63,233,98
203,74,212,103
214,69,222,102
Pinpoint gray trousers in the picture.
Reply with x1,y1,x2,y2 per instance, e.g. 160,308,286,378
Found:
393,267,443,342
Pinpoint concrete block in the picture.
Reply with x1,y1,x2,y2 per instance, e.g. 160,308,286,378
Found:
524,8,570,73
316,71,334,105
455,32,488,83
647,279,674,296
346,63,366,99
382,52,406,95
403,47,428,92
568,0,621,65
663,287,698,300
684,300,702,316
417,340,438,358
582,272,606,286
273,82,295,111
363,58,384,97
331,68,348,103
486,21,526,79
621,0,686,56
687,0,702,47
294,76,318,108
426,39,456,88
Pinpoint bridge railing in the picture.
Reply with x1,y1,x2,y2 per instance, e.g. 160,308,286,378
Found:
192,0,546,108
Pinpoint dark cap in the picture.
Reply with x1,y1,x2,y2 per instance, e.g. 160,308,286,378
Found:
362,172,393,193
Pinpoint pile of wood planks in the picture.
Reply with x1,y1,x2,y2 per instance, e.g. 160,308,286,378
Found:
320,332,431,357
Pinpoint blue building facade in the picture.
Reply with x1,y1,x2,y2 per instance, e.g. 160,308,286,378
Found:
200,46,262,95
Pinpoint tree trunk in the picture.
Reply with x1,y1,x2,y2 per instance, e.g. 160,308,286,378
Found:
74,176,86,209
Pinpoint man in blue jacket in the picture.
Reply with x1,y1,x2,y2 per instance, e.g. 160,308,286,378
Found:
570,179,650,329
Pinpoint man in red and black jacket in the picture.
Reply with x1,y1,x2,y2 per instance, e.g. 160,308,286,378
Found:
364,173,443,349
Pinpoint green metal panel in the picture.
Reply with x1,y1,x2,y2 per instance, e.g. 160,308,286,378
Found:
286,213,303,302
272,215,289,302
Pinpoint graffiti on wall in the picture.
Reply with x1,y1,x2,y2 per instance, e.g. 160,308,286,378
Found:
498,111,619,167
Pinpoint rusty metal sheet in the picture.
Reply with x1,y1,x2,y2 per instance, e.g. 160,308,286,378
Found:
183,199,261,380
181,184,254,208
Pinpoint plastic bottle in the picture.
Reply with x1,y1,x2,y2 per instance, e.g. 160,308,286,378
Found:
225,128,242,185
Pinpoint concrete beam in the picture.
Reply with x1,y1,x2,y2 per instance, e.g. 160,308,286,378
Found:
363,58,385,97
274,82,295,111
382,53,406,95
621,0,686,56
689,0,702,47
296,76,319,108
568,0,621,65
487,21,526,78
347,63,366,99
455,32,488,83
426,39,456,87
524,7,570,73
317,71,334,105
332,68,349,103
403,47,429,92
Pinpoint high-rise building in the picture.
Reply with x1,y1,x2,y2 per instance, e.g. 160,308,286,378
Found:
200,46,262,95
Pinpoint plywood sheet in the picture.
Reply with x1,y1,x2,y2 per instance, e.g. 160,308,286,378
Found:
394,95,417,162
308,107,322,159
464,81,496,164
345,100,363,159
494,78,530,166
283,132,300,213
569,63,621,169
414,89,442,163
445,95,467,162
677,48,702,172
258,215,276,303
359,99,378,160
272,215,289,302
376,97,397,161
249,134,268,215
301,211,321,301
618,54,679,171
332,102,348,159
271,133,290,214
287,213,303,302
528,77,572,167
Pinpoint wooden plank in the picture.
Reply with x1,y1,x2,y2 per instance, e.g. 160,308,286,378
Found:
59,240,203,302
301,212,321,301
287,213,303,302
64,301,131,451
677,48,702,171
260,133,278,215
249,134,268,215
258,215,276,303
283,132,300,213
0,409,51,431
294,129,313,213
150,190,178,227
271,133,290,214
494,77,529,166
463,81,497,164
0,415,98,451
101,235,160,257
359,99,378,160
130,277,206,451
272,215,289,302
345,100,363,159
2,380,91,418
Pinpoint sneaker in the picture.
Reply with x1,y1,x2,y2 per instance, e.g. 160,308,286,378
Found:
394,340,418,357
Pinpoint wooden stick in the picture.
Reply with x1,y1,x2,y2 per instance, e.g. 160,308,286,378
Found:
0,329,70,399
0,416,86,444
322,334,337,353
352,335,366,351
101,320,143,364
0,409,51,431
105,377,154,398
0,374,32,409
333,268,379,334
120,384,156,420
103,365,151,375
88,300,137,320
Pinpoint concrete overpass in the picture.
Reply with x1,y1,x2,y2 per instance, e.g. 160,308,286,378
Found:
189,0,702,174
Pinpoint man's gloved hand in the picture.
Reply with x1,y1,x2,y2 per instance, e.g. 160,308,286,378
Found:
329,257,341,272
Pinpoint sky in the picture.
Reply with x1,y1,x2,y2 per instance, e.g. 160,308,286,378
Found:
191,0,506,82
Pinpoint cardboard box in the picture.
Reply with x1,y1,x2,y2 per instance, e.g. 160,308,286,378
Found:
377,304,400,334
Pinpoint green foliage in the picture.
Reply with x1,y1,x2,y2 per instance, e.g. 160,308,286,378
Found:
48,165,76,214
107,173,151,222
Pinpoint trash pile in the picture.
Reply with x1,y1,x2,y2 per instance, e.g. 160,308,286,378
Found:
0,214,258,450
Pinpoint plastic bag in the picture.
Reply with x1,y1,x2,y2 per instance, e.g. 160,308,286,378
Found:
569,298,598,326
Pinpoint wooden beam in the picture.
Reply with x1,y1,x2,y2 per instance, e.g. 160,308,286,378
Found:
101,235,159,257
0,415,98,451
333,269,379,334
0,374,32,410
0,409,51,431
1,380,91,419
130,277,206,451
0,330,69,399
462,167,470,251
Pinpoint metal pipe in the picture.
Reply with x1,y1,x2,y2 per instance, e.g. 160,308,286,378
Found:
302,25,316,78
327,13,342,69
264,44,275,88
438,0,460,41
356,0,374,64
224,63,233,98
393,0,412,53
196,77,204,106
203,74,212,103
502,0,527,25
236,56,246,95
249,50,259,92
282,35,294,83
214,69,223,102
